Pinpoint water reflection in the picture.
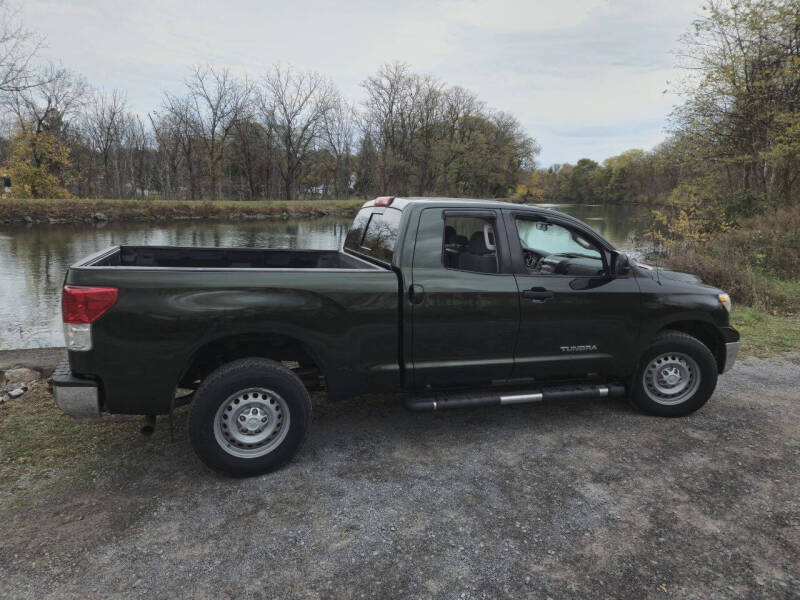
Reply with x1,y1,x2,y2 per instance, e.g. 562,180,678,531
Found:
0,204,649,350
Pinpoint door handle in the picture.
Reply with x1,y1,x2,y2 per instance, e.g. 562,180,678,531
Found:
409,284,425,304
522,287,554,302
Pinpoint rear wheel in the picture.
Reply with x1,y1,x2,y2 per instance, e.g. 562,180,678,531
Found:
631,331,718,417
189,358,311,477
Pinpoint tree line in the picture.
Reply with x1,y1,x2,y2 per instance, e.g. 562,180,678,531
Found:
518,0,800,224
2,0,795,213
0,4,537,202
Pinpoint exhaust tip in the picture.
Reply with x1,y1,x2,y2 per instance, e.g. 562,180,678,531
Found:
140,414,156,436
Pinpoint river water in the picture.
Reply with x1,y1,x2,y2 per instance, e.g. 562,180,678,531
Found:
0,203,650,350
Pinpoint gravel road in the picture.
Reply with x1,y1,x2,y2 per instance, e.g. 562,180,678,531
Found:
1,354,799,599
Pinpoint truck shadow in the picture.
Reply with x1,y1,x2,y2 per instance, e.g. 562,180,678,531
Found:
77,392,639,485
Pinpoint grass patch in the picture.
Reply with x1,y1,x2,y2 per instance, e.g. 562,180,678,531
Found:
0,382,186,508
0,197,366,225
4,196,364,208
731,306,800,358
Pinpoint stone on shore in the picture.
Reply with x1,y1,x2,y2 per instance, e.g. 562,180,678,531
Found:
3,367,41,385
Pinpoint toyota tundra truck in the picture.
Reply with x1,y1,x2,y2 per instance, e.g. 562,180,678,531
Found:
54,197,740,477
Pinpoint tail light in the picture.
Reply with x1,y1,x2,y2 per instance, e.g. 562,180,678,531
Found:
62,286,118,351
374,196,394,206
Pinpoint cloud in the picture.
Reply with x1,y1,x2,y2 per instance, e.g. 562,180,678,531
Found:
22,0,703,165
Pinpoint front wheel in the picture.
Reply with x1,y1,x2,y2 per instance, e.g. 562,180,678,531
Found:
631,331,718,417
189,358,311,477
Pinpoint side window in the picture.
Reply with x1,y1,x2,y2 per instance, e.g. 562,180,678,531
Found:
516,218,605,276
344,207,402,263
442,215,499,274
361,208,401,262
344,208,371,251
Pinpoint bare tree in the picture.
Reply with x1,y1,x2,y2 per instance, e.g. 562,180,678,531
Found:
183,65,249,200
83,89,126,196
0,0,42,94
121,113,152,198
322,92,356,198
149,110,183,199
161,92,203,199
360,62,441,194
260,65,334,200
6,64,87,134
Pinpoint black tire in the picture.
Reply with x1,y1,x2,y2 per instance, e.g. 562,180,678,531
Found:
631,330,718,417
189,358,311,477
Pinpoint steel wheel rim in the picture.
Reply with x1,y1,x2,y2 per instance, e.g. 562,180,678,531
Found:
213,387,290,458
643,352,701,405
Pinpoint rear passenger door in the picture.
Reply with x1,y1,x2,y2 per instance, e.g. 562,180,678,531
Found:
410,208,520,390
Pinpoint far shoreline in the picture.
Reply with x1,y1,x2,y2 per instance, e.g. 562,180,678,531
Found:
0,197,366,227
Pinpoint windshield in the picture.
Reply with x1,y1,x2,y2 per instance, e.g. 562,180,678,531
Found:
516,219,601,259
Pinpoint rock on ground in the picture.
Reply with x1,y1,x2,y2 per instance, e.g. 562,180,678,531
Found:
2,367,40,386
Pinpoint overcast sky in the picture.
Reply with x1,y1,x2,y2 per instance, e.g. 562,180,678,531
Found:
23,0,703,166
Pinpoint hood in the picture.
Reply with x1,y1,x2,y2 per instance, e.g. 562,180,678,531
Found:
655,269,702,284
633,262,723,293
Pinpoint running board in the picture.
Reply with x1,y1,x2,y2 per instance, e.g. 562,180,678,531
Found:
404,383,626,412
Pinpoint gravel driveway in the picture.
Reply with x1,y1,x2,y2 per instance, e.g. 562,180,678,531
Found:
1,354,799,599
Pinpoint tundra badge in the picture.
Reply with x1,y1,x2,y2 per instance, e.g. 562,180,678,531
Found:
560,345,598,352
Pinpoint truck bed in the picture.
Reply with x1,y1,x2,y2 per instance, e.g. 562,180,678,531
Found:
66,244,400,415
82,246,384,270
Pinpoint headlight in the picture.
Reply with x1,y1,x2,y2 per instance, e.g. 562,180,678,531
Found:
718,293,731,312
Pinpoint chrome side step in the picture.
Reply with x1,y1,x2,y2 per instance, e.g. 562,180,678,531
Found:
404,383,625,412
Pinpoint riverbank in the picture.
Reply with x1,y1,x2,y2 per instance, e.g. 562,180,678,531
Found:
661,204,800,314
0,197,366,225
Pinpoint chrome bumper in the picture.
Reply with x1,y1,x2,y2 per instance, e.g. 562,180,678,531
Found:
722,341,740,373
53,358,100,417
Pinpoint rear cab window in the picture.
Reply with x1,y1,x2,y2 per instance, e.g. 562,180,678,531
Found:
344,206,403,264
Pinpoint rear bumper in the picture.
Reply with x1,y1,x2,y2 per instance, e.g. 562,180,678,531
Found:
52,358,100,417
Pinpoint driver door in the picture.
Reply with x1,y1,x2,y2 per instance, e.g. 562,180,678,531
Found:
502,210,641,380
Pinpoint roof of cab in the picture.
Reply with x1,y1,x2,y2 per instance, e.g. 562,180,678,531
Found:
359,196,616,250
362,196,549,213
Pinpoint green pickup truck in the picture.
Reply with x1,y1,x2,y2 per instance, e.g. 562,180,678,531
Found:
54,197,740,476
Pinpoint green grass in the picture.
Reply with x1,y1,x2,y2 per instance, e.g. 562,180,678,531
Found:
731,306,800,358
0,381,190,510
0,383,142,486
773,278,800,300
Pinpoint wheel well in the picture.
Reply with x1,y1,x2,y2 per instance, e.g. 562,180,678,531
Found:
178,333,324,391
658,321,723,368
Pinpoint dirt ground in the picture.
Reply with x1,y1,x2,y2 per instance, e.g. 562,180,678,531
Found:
1,354,799,600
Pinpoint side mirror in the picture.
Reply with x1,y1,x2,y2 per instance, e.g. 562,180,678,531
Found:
612,252,630,276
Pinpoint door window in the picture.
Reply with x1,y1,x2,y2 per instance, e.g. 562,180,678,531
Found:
515,218,605,276
442,216,499,274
